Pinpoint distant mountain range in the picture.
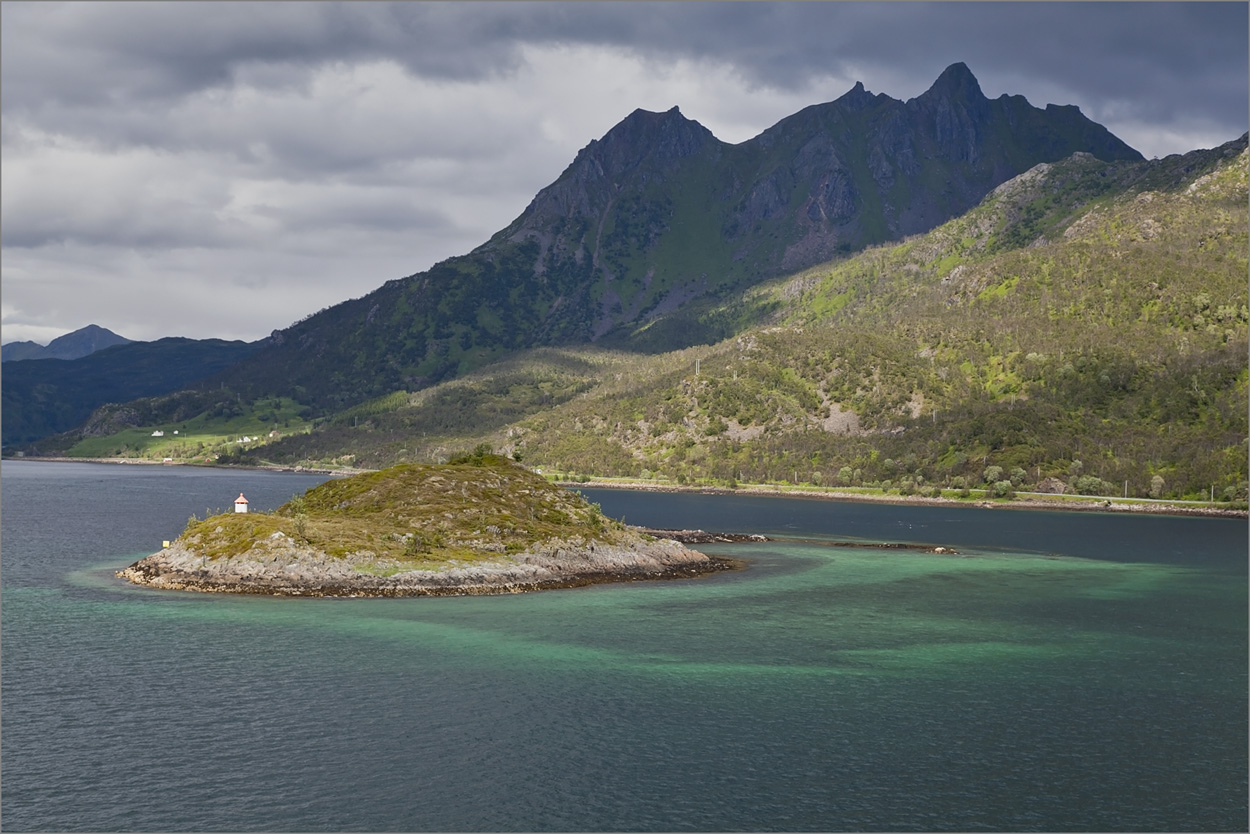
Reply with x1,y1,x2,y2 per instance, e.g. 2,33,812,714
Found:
2,337,263,446
2,324,132,363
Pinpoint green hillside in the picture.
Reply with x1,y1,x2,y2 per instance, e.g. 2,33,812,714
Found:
215,136,1248,502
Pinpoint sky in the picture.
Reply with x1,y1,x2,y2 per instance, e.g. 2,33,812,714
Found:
3,2,1247,346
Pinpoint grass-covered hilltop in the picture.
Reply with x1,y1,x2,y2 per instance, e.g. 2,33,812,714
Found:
117,451,724,596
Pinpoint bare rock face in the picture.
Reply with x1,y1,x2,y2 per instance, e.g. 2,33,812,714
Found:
1035,477,1069,495
117,532,726,598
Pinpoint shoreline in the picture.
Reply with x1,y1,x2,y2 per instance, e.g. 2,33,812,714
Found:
10,455,1244,519
9,455,363,476
561,479,1249,519
116,534,742,598
117,554,744,598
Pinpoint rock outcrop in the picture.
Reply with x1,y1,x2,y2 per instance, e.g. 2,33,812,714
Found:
118,530,726,597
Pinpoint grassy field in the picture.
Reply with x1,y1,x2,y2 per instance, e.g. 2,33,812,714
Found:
66,397,312,461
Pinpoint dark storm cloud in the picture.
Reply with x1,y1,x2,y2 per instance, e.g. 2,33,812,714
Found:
0,3,521,108
4,2,1244,150
554,2,1247,145
2,1,1244,344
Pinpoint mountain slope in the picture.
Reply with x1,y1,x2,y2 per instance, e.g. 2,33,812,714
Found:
220,135,1248,501
205,63,1142,412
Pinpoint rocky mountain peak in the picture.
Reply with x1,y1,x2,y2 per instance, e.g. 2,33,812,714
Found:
916,62,987,104
505,104,720,235
203,62,1158,410
578,104,718,178
834,80,880,112
2,323,133,363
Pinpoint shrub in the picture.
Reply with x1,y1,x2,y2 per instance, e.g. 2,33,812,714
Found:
990,480,1015,499
1072,474,1113,495
450,443,495,465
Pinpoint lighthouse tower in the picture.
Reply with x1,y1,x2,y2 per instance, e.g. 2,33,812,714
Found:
234,493,249,513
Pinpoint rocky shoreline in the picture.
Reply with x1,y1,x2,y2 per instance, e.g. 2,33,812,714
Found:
117,531,740,598
634,528,770,544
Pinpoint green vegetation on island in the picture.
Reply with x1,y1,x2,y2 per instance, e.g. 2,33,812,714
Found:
184,450,623,564
118,452,722,596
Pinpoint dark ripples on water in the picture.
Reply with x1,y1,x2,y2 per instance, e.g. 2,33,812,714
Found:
3,462,1246,832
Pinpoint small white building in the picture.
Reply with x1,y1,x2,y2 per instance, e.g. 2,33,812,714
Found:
234,493,249,513
151,430,165,437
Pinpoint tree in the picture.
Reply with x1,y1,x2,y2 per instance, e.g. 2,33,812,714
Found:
1073,474,1112,495
990,480,1015,499
1149,474,1165,499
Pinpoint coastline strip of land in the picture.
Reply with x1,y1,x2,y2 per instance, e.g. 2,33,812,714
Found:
12,456,1244,518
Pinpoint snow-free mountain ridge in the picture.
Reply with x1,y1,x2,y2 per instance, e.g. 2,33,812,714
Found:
201,63,1142,412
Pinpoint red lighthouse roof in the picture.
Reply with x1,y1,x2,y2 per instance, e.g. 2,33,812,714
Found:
235,493,248,504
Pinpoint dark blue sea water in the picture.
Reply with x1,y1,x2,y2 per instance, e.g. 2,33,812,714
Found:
2,461,1246,832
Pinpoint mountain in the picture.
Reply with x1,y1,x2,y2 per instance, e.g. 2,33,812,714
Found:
206,63,1142,412
1,337,264,446
217,134,1248,501
25,66,1241,502
1,324,133,363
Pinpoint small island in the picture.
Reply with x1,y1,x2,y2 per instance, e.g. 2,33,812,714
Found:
117,453,732,597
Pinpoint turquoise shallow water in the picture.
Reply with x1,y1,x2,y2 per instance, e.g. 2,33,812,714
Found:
2,462,1246,831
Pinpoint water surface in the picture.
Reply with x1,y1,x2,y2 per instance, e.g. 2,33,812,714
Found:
3,462,1245,831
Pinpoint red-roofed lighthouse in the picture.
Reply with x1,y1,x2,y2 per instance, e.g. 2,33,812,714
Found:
234,493,249,514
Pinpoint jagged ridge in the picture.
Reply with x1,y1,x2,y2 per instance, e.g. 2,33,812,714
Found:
201,63,1142,412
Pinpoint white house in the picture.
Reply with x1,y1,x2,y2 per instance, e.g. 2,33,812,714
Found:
234,493,249,513
151,430,165,437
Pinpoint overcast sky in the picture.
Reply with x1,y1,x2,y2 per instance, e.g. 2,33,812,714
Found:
3,1,1246,346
